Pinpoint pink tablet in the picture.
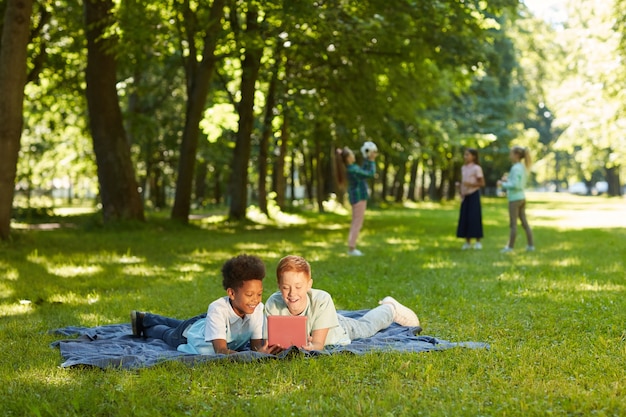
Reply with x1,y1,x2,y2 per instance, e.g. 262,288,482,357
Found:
267,315,308,347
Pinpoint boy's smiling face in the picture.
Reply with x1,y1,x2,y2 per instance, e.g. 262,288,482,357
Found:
278,270,312,316
227,279,263,318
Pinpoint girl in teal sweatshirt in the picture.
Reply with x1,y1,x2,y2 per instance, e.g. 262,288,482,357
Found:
497,146,534,253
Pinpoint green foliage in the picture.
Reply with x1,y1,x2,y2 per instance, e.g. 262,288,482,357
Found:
1,194,626,415
517,0,626,188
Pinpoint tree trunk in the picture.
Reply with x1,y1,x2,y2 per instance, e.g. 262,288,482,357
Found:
229,8,263,220
381,154,390,201
420,161,426,201
213,165,222,205
408,158,419,201
195,161,208,205
171,0,226,222
428,159,438,201
258,65,278,216
394,158,406,203
289,148,296,205
0,0,33,240
274,113,288,210
446,162,457,201
303,145,313,202
314,136,324,212
84,0,144,223
606,165,621,196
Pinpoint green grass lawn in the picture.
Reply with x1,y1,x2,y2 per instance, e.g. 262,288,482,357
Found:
1,193,625,416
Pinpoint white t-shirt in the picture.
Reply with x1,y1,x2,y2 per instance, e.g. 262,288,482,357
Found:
264,289,350,346
177,296,264,355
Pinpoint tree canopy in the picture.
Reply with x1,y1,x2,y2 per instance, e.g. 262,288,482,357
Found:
1,0,624,238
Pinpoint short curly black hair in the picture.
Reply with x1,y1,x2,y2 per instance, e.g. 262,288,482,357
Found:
221,254,266,290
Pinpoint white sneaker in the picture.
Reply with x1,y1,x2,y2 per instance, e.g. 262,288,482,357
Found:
462,243,471,250
474,242,482,250
500,246,513,253
526,245,535,252
348,249,364,256
379,296,420,327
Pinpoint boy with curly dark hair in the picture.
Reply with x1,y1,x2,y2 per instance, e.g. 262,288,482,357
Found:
131,254,277,354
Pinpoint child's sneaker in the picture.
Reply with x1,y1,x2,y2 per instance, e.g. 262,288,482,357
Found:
130,310,145,337
474,242,483,250
526,245,535,252
379,296,420,327
500,246,513,253
348,249,364,256
461,243,471,250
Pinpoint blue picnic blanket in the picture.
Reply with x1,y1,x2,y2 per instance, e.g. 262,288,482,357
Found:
50,309,488,369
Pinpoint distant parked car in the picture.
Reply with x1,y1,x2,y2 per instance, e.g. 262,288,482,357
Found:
593,181,608,195
568,182,588,195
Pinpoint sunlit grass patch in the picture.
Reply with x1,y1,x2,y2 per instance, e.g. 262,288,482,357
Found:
1,194,625,416
48,265,103,278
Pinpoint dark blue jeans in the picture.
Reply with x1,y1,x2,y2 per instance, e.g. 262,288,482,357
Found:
142,313,206,348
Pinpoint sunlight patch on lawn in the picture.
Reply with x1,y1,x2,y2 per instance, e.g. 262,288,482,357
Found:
577,282,625,292
49,291,100,305
598,262,625,273
385,237,420,246
530,207,626,229
193,214,228,224
304,241,334,249
118,255,144,264
235,242,269,251
549,257,583,267
402,201,442,211
510,279,625,302
175,263,205,273
54,206,98,216
315,223,345,230
185,249,233,262
0,282,15,298
424,258,456,269
322,198,349,215
496,272,523,281
78,312,110,325
247,206,307,226
122,264,166,276
48,265,103,278
1,267,19,280
0,302,32,317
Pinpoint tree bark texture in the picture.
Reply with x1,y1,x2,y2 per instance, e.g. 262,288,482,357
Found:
274,114,288,210
394,159,407,203
314,134,324,213
408,158,419,201
229,8,263,220
84,0,144,222
257,66,278,216
171,0,226,222
0,0,34,240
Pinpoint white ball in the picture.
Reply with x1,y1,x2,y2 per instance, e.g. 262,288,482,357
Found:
360,141,378,158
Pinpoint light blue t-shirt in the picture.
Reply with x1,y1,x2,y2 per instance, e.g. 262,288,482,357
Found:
264,289,350,346
501,162,527,202
177,296,264,355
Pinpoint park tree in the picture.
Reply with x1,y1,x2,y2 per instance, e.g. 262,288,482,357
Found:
2,0,533,232
228,2,265,220
546,0,624,194
170,0,227,222
84,0,144,222
0,0,34,240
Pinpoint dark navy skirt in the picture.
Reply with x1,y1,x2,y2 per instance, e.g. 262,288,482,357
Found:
456,190,483,238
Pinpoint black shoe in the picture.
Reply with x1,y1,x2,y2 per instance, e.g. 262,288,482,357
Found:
130,310,145,337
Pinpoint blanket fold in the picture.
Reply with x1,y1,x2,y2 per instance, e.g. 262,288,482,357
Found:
50,309,488,369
